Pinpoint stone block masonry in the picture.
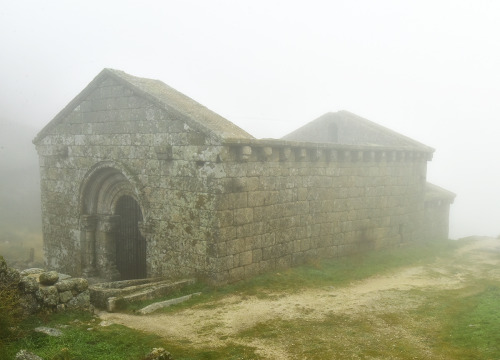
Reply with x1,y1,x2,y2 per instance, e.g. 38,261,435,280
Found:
33,69,450,285
207,140,429,282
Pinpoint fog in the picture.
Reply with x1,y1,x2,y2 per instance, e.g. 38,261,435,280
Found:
1,0,499,239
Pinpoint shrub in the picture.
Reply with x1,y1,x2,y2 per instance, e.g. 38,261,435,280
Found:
0,256,24,348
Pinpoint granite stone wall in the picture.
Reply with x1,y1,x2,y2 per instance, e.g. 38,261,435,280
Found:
208,142,428,282
35,74,436,284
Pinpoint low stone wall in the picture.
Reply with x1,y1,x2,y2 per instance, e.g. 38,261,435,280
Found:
0,256,91,314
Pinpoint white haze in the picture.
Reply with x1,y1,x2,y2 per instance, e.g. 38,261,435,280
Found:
1,0,499,239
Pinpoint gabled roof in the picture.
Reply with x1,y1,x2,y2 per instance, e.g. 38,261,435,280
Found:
34,68,254,144
425,183,456,203
282,111,434,152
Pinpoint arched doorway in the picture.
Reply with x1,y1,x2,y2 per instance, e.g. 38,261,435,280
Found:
79,161,149,281
115,195,146,280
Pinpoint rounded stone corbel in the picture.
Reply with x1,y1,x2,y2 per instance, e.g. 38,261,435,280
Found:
311,149,322,161
376,151,387,162
260,146,273,161
328,149,338,162
388,151,397,162
355,151,363,162
342,150,351,162
280,147,292,161
239,145,252,162
364,151,375,162
296,148,307,161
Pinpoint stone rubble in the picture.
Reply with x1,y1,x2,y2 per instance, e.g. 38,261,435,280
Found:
0,256,91,315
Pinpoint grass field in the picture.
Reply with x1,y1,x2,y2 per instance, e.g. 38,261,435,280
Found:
2,238,500,359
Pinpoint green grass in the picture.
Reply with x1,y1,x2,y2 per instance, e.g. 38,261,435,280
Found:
139,238,466,314
238,313,426,359
222,238,464,291
447,285,500,358
5,238,498,359
410,282,500,359
237,282,500,360
119,238,463,315
2,311,262,360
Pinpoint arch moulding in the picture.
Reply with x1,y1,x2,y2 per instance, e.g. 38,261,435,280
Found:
78,160,150,280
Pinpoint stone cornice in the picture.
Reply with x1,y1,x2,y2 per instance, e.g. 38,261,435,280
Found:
222,138,434,163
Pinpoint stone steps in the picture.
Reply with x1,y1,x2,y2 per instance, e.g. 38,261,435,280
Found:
90,278,195,312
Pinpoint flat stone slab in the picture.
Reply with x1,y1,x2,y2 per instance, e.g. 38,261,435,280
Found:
15,350,44,360
138,292,202,314
34,326,63,337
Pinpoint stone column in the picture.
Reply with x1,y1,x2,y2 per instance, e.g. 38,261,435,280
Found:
96,215,121,281
80,215,98,277
138,221,152,277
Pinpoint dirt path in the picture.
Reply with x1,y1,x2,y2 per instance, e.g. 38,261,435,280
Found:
99,237,500,358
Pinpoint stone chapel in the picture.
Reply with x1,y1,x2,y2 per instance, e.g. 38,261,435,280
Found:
33,69,455,283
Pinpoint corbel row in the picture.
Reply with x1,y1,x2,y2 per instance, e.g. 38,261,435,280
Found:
234,145,432,163
153,143,433,163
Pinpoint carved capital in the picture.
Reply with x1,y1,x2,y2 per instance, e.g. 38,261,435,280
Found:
98,215,120,233
80,215,98,231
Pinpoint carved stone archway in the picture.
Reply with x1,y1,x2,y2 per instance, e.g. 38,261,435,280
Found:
79,162,148,280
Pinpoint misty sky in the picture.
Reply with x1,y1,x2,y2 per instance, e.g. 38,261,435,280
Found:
1,0,499,239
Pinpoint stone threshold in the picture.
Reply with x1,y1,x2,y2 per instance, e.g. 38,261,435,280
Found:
90,278,195,312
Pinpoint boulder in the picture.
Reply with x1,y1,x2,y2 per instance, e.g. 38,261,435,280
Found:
59,290,73,304
38,286,58,307
19,276,39,293
39,271,59,285
19,293,41,315
55,278,88,293
67,290,90,309
0,262,21,285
